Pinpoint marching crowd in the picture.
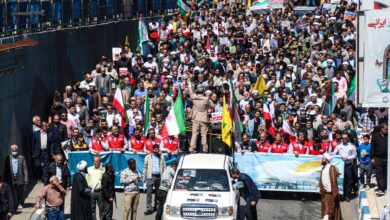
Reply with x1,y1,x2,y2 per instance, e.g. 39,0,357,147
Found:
0,0,389,219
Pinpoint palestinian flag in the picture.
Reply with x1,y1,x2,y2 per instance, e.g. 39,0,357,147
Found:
177,0,190,19
375,1,389,9
347,75,356,101
324,83,337,116
249,0,270,11
165,87,186,136
112,83,127,127
137,15,149,54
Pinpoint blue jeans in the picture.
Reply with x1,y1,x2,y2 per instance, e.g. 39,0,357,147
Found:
46,208,64,220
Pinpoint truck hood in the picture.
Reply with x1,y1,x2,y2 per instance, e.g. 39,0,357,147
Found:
167,190,233,207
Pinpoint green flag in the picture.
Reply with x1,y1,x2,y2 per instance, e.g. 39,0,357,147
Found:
143,96,150,135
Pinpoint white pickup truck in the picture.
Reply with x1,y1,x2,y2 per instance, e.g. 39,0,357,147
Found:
163,154,243,220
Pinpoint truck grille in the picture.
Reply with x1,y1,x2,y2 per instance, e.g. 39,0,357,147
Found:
181,204,218,219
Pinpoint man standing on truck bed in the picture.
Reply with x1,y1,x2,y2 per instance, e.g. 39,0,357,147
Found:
231,168,260,220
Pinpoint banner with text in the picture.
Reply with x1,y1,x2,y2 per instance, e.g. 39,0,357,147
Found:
362,10,390,107
234,153,344,193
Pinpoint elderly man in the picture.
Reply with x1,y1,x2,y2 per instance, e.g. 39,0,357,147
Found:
35,176,67,220
187,78,211,153
32,121,53,181
71,160,93,220
44,154,71,191
4,145,28,210
86,156,105,220
319,153,342,220
32,115,41,132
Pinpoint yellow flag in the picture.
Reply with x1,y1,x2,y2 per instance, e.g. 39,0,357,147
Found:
247,0,251,8
124,36,129,46
222,97,232,147
252,73,267,95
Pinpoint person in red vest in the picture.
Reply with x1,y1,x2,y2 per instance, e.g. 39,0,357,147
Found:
88,128,108,153
269,133,288,153
129,128,146,153
162,135,179,155
256,133,271,153
309,136,327,156
145,129,162,153
288,132,311,156
329,130,342,152
106,125,128,152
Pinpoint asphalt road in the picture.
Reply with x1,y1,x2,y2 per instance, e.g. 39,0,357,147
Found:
16,182,357,220
90,191,357,220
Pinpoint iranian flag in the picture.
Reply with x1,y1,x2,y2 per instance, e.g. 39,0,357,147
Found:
112,83,127,127
263,103,277,137
165,87,186,136
347,75,356,101
324,83,337,116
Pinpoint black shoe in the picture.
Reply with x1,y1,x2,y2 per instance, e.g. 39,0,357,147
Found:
376,190,385,196
144,209,154,215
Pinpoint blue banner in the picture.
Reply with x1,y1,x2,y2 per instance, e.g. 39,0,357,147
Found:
68,152,179,188
234,153,345,193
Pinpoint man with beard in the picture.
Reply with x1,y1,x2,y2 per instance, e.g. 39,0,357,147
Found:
145,129,162,153
319,153,342,220
238,133,258,153
106,125,128,152
48,114,68,154
71,160,93,220
49,97,67,123
129,128,147,153
333,133,357,202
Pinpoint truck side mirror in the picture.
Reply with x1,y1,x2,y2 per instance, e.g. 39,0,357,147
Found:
233,181,244,190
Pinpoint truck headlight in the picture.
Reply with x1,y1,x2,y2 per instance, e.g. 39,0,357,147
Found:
218,206,234,216
166,205,181,216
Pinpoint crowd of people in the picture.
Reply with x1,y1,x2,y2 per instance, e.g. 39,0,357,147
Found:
0,0,389,219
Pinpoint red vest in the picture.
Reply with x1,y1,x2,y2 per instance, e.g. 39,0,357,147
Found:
309,142,329,155
107,134,125,150
145,138,162,153
291,141,311,155
329,140,339,152
163,137,179,152
270,142,288,153
256,141,271,153
90,137,106,151
130,136,146,151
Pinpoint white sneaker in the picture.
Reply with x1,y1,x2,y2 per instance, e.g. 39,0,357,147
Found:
18,205,23,210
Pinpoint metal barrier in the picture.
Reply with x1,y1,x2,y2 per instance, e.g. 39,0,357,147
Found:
0,0,175,36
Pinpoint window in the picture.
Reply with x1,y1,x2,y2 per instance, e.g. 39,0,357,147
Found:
174,169,230,192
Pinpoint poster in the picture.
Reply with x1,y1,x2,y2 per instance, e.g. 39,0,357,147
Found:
112,47,122,61
362,10,390,107
211,112,222,123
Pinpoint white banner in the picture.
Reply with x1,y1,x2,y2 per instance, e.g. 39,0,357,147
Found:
362,10,390,107
112,47,122,61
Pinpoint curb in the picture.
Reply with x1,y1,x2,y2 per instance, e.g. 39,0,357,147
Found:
359,189,371,220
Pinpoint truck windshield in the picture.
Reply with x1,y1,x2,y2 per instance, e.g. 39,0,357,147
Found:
173,169,230,191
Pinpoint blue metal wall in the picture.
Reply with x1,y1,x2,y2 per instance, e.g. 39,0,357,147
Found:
0,18,147,173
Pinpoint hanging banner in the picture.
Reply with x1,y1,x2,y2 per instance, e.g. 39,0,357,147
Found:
234,153,344,193
362,10,390,107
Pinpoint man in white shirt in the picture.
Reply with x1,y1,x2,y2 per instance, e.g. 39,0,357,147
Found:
333,133,356,202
